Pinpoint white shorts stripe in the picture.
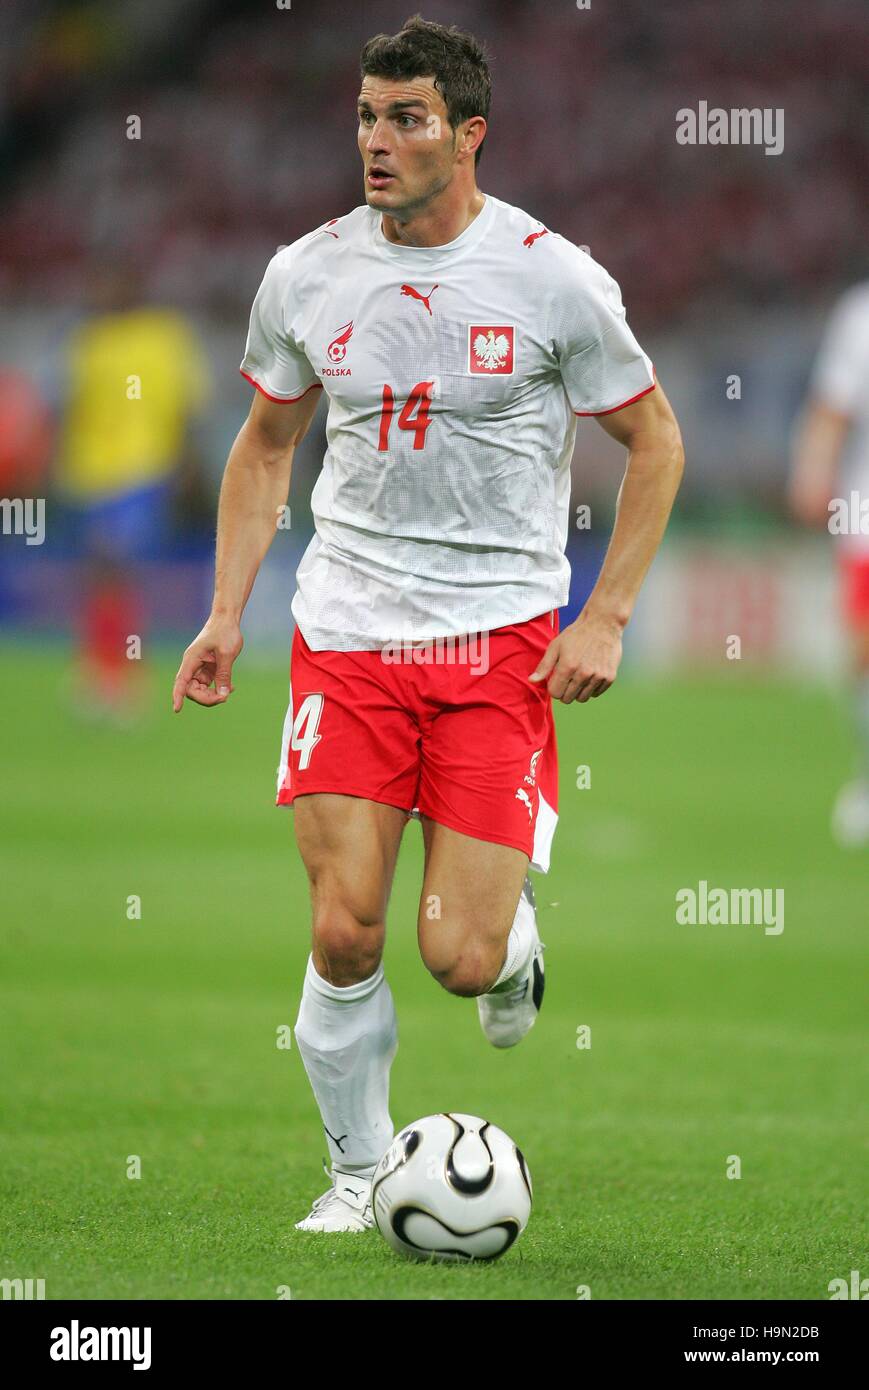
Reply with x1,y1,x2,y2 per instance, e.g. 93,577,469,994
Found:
530,789,557,874
276,687,294,797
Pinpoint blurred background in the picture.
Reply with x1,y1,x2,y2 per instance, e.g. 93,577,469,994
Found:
1,0,866,1301
1,0,866,667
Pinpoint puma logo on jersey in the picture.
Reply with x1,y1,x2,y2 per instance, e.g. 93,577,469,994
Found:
468,325,515,375
523,227,549,247
515,787,534,820
327,321,354,363
319,218,340,239
400,283,439,315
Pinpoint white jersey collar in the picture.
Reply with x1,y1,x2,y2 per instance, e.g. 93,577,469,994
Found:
372,193,494,267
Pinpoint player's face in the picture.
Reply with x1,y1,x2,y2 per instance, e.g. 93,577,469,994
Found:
357,76,458,216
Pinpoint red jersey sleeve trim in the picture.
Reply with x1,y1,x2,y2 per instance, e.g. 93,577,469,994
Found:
574,366,657,417
240,370,323,404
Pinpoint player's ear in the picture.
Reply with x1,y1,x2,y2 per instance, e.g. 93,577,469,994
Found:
462,116,486,161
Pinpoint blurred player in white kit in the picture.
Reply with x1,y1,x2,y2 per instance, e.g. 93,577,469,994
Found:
790,281,869,846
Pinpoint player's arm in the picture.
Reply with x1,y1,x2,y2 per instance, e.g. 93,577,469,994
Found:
531,383,684,703
172,386,320,711
787,398,850,527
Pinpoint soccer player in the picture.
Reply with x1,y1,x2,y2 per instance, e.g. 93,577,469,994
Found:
173,16,684,1231
57,263,211,721
789,281,869,846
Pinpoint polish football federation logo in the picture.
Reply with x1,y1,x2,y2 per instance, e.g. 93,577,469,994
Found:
525,749,543,786
468,324,515,375
327,321,354,363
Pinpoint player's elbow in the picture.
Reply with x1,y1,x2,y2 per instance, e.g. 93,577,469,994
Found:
614,385,685,481
236,416,296,472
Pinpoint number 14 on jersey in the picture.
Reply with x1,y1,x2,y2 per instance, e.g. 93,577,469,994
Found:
378,382,435,451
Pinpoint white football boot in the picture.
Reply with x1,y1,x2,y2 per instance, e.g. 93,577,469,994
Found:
477,876,545,1049
295,1160,375,1232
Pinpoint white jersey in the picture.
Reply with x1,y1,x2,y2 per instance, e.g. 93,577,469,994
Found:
240,193,655,649
811,281,869,556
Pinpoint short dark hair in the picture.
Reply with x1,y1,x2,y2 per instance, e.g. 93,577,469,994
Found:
360,14,491,167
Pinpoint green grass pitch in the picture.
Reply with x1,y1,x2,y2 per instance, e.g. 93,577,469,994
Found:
1,642,865,1300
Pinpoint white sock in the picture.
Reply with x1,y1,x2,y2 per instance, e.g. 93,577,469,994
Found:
293,953,398,1173
489,888,536,993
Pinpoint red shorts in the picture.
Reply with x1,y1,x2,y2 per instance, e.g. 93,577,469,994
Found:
840,552,869,628
276,610,560,870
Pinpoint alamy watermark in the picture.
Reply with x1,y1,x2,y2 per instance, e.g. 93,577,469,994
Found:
828,492,869,536
676,880,784,935
0,497,45,545
828,1269,869,1299
676,102,784,156
380,631,490,676
1,1276,45,1299
50,1322,151,1370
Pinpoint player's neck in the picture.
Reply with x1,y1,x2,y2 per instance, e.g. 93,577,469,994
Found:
380,187,486,250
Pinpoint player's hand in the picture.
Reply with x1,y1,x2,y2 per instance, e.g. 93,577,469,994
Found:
529,610,623,704
172,616,243,712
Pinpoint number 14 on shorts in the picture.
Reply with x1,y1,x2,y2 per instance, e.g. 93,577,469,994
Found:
289,693,324,771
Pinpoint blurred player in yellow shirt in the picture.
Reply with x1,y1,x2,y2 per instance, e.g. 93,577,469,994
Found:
56,266,211,719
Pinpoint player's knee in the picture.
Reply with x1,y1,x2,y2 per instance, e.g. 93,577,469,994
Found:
311,897,384,986
427,945,496,998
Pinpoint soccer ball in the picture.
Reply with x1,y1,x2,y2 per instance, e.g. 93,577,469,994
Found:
371,1112,532,1262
